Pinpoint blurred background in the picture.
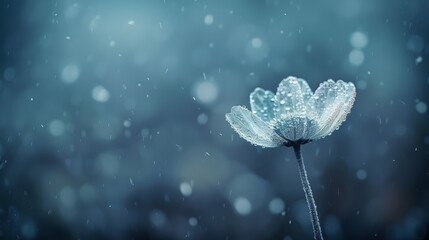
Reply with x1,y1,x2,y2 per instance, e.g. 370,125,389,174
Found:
1,0,429,239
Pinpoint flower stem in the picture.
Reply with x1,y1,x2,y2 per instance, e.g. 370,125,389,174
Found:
293,144,324,240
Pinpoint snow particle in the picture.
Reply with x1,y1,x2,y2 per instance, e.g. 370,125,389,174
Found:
204,14,214,25
234,197,252,216
92,85,110,102
180,182,192,196
61,64,80,83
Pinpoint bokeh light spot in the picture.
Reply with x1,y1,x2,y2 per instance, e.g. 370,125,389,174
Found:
92,85,110,102
350,31,368,49
234,197,252,215
349,50,365,66
204,14,214,25
61,64,80,83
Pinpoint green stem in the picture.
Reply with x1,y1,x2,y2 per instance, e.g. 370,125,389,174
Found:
293,144,324,240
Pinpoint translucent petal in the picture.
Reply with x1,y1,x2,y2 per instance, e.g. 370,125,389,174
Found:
304,80,335,139
306,80,335,117
225,106,285,147
296,77,313,103
302,117,321,140
312,81,348,138
274,77,309,140
250,88,277,124
322,82,356,137
275,116,308,141
307,80,356,139
275,76,307,119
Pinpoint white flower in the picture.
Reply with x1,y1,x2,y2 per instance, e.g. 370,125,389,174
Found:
226,76,356,147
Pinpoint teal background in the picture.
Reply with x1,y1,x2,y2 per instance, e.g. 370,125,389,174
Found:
1,0,428,239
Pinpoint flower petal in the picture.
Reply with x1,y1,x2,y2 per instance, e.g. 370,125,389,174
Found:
307,80,356,139
296,77,313,103
275,76,307,119
302,117,321,140
225,106,285,147
305,79,335,139
250,88,277,124
323,82,356,137
274,77,311,140
275,115,308,141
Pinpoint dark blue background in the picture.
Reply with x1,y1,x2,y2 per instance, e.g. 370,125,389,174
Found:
1,0,428,239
